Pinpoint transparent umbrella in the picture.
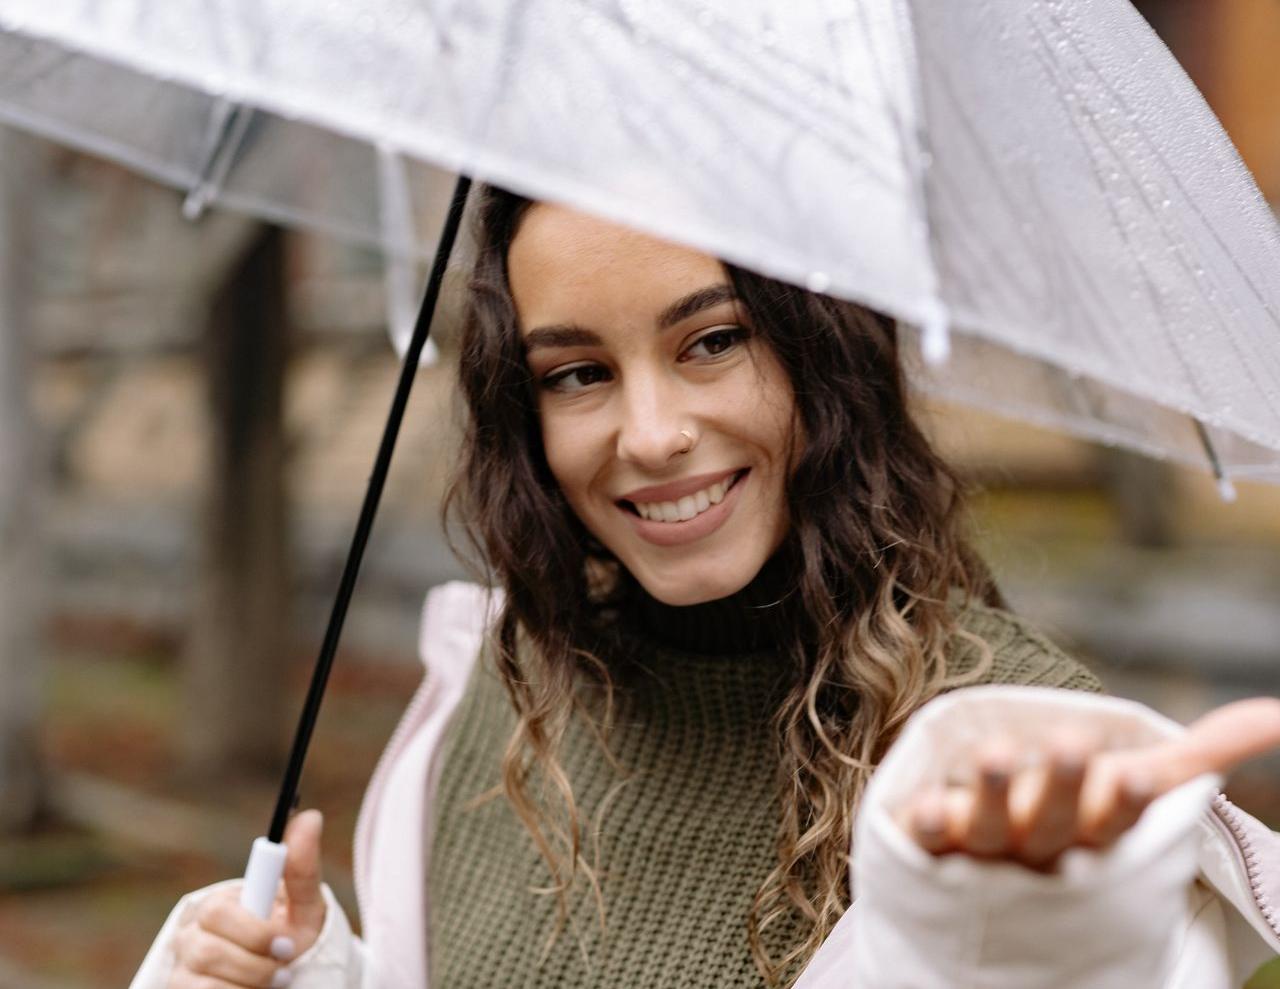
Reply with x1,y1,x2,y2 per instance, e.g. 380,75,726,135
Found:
3,0,1280,920
4,1,1280,486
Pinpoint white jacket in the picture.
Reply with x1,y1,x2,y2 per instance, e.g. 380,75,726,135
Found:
132,580,1280,989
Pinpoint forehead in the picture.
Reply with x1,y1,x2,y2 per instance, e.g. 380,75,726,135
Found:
507,203,726,329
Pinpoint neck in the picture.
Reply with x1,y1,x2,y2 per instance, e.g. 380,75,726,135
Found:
617,552,797,655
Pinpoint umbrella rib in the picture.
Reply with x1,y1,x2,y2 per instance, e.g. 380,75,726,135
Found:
182,99,255,220
266,174,473,844
1193,417,1235,492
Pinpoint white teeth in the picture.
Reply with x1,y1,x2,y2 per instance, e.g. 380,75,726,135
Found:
632,472,740,523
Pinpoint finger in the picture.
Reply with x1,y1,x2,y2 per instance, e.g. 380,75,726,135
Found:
906,787,953,855
196,886,280,956
283,809,326,932
174,922,289,987
1160,698,1280,788
963,743,1016,856
1014,742,1091,867
1080,772,1156,848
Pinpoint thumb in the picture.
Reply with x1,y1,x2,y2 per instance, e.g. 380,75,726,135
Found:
1176,697,1280,781
282,808,326,932
1125,697,1280,795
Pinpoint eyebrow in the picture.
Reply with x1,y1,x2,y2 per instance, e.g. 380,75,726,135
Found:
657,284,737,330
523,283,737,353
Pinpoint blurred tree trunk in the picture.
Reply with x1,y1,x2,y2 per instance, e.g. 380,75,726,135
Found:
0,128,47,831
1100,447,1179,548
182,226,291,779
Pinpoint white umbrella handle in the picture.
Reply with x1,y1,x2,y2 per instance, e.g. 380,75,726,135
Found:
240,836,288,919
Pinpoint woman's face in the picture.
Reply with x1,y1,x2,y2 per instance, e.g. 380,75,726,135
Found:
508,203,796,606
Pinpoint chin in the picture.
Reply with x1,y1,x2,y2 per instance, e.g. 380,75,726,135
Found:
627,552,764,607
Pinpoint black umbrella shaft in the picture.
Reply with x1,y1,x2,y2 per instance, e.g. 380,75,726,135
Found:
268,173,473,843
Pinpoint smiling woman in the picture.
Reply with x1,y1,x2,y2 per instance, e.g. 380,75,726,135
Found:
132,183,1280,989
434,185,1063,984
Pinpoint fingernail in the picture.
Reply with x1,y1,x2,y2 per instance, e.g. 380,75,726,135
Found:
270,935,296,961
980,765,1011,788
271,968,294,988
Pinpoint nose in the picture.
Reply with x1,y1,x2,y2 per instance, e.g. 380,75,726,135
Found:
614,370,690,469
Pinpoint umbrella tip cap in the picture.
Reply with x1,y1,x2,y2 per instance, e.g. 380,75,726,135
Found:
181,192,208,222
1216,477,1238,503
922,322,951,366
918,302,952,366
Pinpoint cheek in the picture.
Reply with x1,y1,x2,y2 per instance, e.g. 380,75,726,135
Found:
746,357,798,468
540,409,601,512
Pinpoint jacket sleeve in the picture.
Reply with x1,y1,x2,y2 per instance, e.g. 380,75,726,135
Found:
128,880,366,989
794,685,1225,989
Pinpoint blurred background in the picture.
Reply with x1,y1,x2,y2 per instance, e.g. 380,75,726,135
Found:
0,1,1278,986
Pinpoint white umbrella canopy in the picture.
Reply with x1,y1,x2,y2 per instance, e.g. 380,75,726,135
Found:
4,1,1279,486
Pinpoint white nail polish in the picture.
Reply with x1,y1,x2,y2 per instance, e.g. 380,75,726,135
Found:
270,935,296,961
271,968,294,988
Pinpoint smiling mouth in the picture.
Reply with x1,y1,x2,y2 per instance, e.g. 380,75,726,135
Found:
618,469,748,522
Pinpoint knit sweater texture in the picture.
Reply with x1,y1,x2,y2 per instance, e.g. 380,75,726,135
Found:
427,580,1102,988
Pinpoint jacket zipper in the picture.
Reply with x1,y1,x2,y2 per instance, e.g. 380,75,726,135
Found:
1210,791,1279,941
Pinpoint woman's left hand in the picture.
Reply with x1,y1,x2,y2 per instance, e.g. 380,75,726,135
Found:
895,696,1280,871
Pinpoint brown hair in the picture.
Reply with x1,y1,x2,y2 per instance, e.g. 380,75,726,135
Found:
444,185,1001,984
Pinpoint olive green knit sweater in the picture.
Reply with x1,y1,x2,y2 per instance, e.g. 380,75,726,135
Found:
427,591,1101,988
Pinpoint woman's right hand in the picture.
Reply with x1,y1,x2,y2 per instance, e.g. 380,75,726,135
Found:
167,809,327,988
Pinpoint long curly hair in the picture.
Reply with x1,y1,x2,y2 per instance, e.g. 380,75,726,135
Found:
443,184,1002,985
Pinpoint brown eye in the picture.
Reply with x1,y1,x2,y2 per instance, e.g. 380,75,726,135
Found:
541,363,611,392
681,326,749,360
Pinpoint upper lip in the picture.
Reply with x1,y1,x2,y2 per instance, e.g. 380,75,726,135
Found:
618,469,743,504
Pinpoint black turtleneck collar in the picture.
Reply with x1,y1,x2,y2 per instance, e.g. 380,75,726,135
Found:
613,551,798,655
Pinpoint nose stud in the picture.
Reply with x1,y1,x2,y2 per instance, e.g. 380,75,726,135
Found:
677,429,694,454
